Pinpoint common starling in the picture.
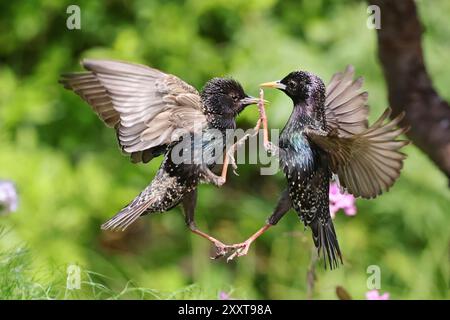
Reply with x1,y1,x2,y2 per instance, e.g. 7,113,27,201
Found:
227,66,408,268
60,59,260,257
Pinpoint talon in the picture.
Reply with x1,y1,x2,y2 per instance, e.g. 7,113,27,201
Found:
226,252,238,262
210,241,230,259
228,154,238,174
231,242,246,249
216,177,225,187
264,141,277,155
225,242,251,262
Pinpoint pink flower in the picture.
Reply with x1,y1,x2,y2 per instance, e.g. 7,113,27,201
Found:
366,289,390,300
0,180,18,215
329,182,356,218
218,291,231,300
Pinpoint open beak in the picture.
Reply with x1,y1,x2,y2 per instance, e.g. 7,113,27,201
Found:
260,81,286,90
240,96,269,106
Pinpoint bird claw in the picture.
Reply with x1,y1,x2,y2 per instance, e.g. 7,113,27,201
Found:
210,241,231,259
264,141,278,156
226,153,239,176
209,241,252,261
216,176,226,187
226,241,251,262
209,175,225,187
226,141,240,176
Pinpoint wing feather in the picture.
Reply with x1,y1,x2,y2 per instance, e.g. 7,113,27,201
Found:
59,59,207,163
308,109,409,199
325,65,369,136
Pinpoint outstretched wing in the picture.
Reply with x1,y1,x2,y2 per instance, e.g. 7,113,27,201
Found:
60,59,207,163
324,65,370,137
307,109,409,199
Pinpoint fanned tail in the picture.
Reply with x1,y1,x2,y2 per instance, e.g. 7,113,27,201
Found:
310,219,343,270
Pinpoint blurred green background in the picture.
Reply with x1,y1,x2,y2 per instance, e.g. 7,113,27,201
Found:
0,0,449,299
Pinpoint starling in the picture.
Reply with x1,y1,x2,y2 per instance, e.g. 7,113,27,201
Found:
227,66,409,268
60,59,260,257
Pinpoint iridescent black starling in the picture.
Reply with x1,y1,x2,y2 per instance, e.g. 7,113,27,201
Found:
227,66,408,268
60,59,259,257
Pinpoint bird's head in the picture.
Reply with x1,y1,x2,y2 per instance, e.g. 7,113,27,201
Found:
260,71,326,107
201,78,260,117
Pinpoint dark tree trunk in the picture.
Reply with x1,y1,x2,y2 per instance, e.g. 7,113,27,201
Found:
369,0,450,183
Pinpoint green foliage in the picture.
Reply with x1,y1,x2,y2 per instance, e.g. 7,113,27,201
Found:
0,0,449,299
0,245,54,299
0,232,223,299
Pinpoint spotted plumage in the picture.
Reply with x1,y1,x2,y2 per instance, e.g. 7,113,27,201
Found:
276,76,342,269
260,66,408,269
60,59,259,253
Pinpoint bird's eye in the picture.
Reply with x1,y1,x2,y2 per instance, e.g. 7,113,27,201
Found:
288,80,297,89
230,94,239,102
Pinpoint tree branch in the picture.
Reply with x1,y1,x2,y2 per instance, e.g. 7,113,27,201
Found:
369,0,450,183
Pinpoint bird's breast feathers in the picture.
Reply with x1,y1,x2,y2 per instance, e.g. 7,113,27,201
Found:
280,132,318,179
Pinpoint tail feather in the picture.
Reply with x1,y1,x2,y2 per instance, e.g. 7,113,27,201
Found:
101,188,153,231
311,219,343,270
101,169,185,231
101,204,148,231
101,179,157,231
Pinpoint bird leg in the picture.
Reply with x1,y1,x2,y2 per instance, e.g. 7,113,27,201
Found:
182,190,230,259
219,116,264,182
257,88,270,148
218,89,270,182
226,224,272,262
202,116,262,185
257,88,280,156
190,225,230,259
226,190,291,261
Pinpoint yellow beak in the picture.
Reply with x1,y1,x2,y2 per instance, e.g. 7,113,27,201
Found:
260,81,286,90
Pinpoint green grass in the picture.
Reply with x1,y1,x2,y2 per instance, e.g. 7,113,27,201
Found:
0,247,55,299
0,247,223,300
